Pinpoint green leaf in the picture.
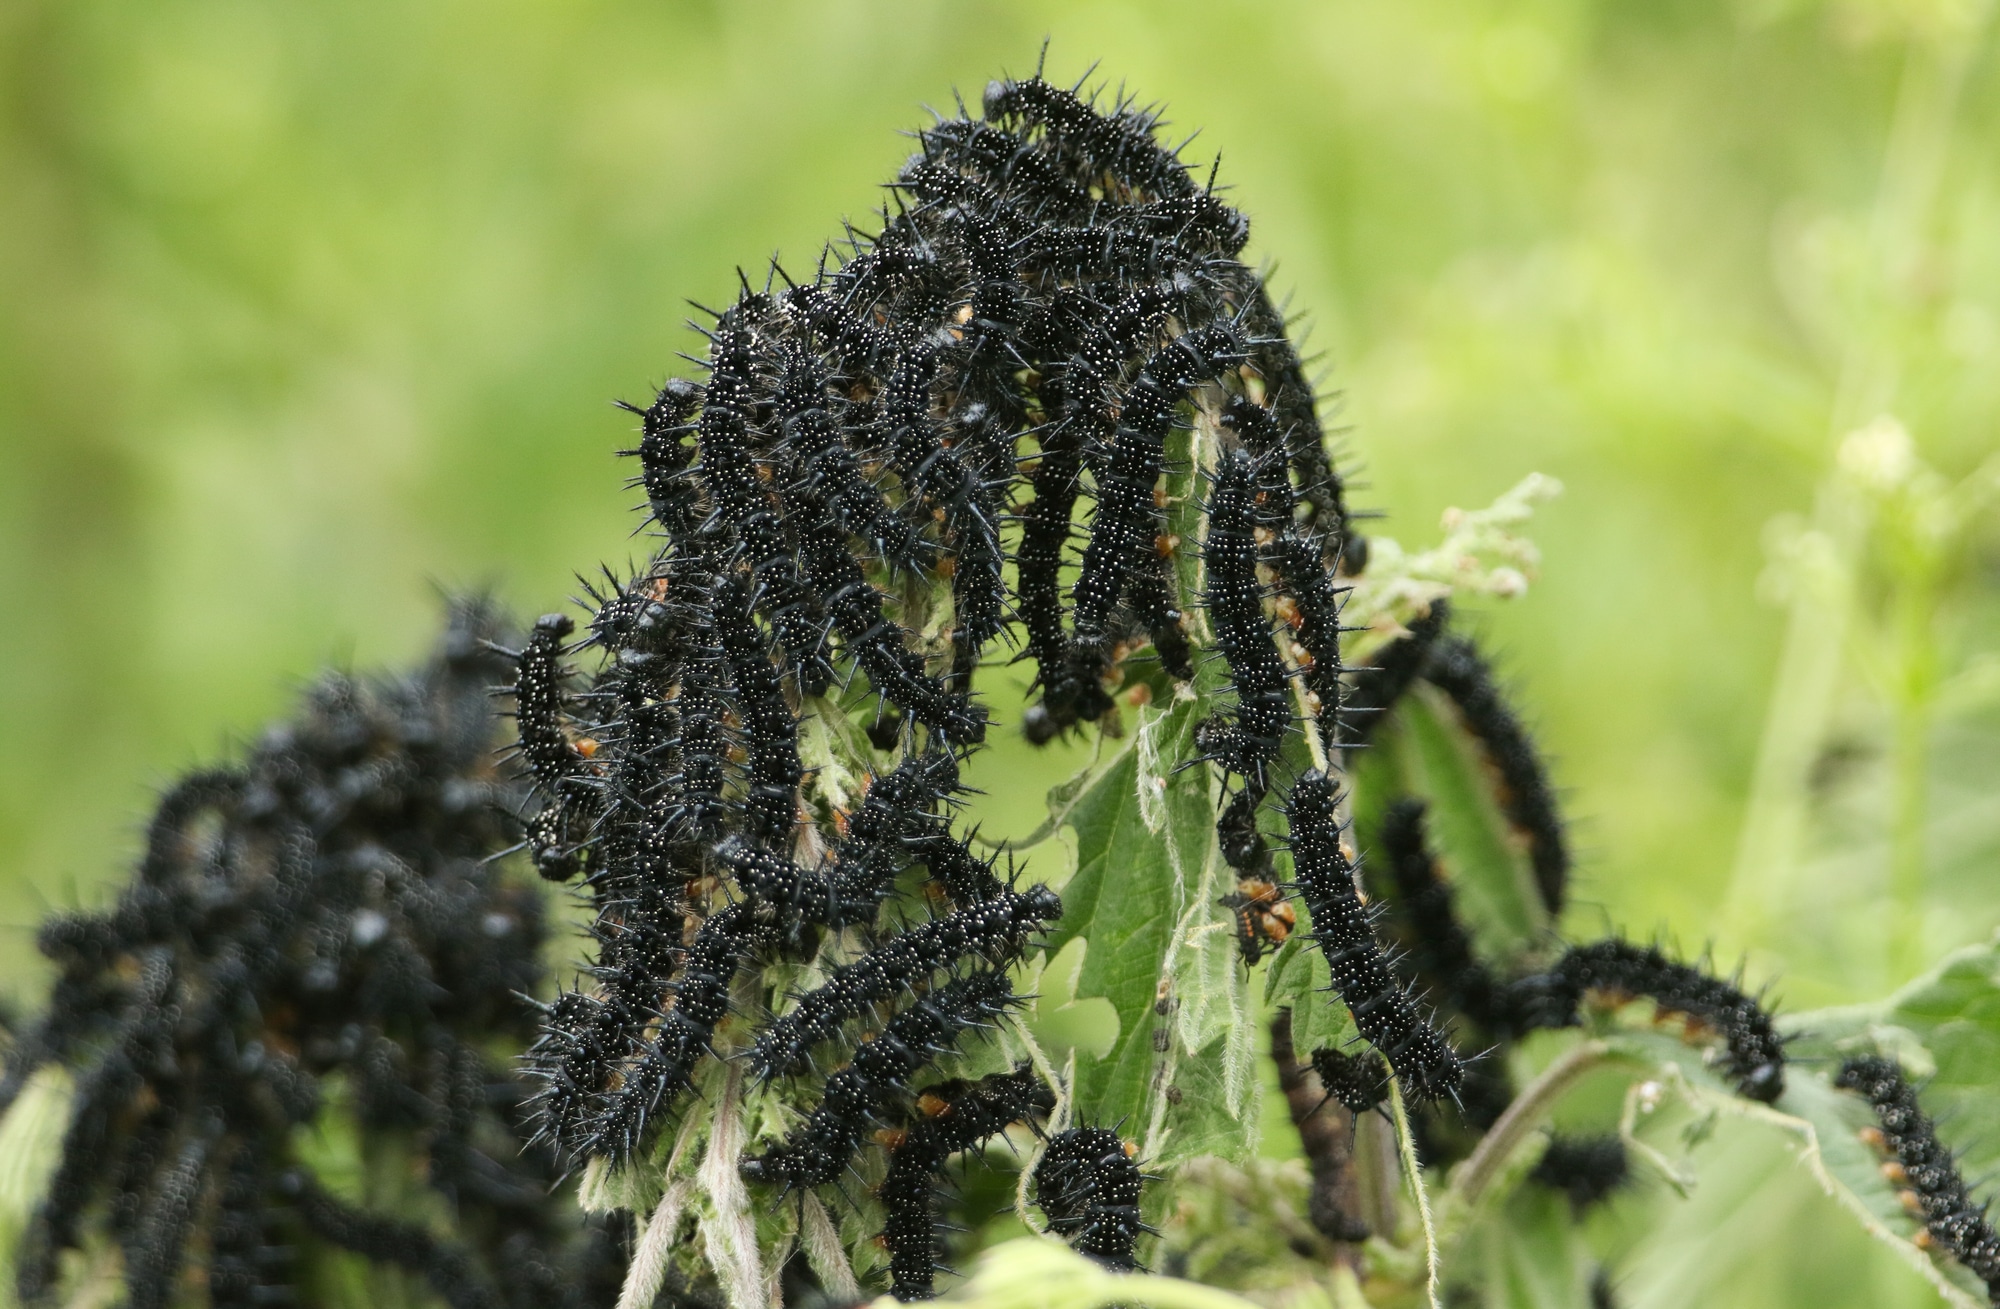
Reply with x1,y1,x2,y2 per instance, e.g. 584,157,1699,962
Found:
1462,1186,1597,1309
1263,934,1360,1057
1455,1009,1994,1309
1767,937,2000,1305
1790,937,2000,1179
1694,1064,1984,1308
1368,685,1549,961
1045,695,1257,1163
1146,1020,1264,1167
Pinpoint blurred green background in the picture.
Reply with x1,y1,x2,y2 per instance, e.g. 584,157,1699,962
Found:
2,3,1998,1290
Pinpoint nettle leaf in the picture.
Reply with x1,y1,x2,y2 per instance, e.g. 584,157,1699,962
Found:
1043,695,1257,1163
1773,938,2000,1305
1041,721,1171,1126
1368,684,1550,962
1682,1064,1984,1308
1458,1011,1993,1309
1462,1185,1598,1309
1264,936,1361,1057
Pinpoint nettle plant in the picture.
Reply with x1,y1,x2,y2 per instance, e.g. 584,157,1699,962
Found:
8,63,2000,1309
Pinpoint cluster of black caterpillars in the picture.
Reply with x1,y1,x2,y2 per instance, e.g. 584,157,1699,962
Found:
0,604,650,1309
7,63,1998,1309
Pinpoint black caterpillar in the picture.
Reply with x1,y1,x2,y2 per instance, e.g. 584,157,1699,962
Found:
1336,601,1449,748
711,574,804,849
1034,1127,1149,1271
740,970,1021,1190
1059,324,1245,702
1335,601,1569,918
6,56,1882,1309
1310,1047,1392,1117
1836,1056,2000,1300
515,62,1366,1171
1219,393,1350,749
1376,798,1517,1040
1530,1134,1631,1214
1422,635,1570,917
881,1068,1054,1301
1285,770,1465,1104
1196,448,1294,783
5,604,654,1309
749,885,1063,1080
1373,798,1525,1155
1521,940,1786,1103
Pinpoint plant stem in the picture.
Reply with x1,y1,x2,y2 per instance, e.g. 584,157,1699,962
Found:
1450,1039,1614,1210
1387,1079,1440,1309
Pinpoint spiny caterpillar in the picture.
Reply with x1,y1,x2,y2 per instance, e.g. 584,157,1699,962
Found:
1376,798,1517,1040
1836,1056,2000,1299
749,885,1062,1080
1337,600,1450,747
1372,797,1531,1152
7,605,635,1309
507,612,595,880
506,63,1368,1182
740,970,1021,1190
1334,603,1569,916
1524,940,1786,1103
1195,448,1293,782
5,54,1912,1309
1310,1047,1392,1118
1422,634,1571,917
1286,770,1466,1104
1034,1127,1150,1271
1061,324,1245,698
880,1068,1054,1301
1530,1134,1632,1214
1218,393,1350,749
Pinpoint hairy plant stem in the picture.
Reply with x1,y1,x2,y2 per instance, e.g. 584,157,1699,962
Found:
1449,1039,1616,1211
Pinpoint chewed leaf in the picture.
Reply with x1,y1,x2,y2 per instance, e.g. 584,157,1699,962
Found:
1046,698,1221,1136
1711,1067,1985,1309
1146,1015,1263,1167
1040,726,1171,1128
1550,1026,1991,1309
1019,939,1122,1062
